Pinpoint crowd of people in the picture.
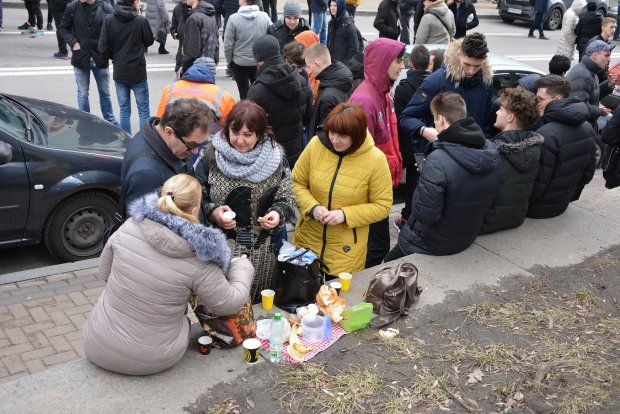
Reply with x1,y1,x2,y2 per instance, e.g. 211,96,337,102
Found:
10,0,615,376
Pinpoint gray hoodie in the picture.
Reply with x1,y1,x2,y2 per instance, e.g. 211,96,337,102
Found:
224,5,272,66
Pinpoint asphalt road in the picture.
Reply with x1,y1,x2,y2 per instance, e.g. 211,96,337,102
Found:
0,7,618,275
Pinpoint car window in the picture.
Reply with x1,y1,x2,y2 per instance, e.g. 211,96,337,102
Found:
493,73,513,98
0,98,28,140
24,99,129,154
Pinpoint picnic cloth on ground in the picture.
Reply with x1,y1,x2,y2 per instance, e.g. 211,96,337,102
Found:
258,323,347,363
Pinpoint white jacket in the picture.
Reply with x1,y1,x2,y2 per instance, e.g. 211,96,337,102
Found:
555,0,586,59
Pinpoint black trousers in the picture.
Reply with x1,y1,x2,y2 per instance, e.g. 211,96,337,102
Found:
383,243,407,263
401,167,419,220
46,0,53,25
25,0,43,29
345,4,356,17
52,8,67,53
399,12,413,44
365,217,390,268
230,61,257,100
266,0,277,22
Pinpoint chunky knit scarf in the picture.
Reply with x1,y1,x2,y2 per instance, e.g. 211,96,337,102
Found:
212,131,281,183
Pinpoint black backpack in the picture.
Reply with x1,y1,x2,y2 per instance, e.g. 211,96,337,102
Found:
344,23,366,80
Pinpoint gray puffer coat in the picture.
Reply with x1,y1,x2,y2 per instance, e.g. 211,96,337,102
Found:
146,0,170,40
83,193,253,376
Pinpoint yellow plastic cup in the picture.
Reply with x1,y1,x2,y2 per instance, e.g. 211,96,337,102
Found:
338,272,353,292
261,289,275,310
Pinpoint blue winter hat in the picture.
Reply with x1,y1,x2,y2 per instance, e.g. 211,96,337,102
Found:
586,40,615,56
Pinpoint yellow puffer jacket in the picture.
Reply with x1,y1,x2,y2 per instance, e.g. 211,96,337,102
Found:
346,0,361,7
292,132,392,276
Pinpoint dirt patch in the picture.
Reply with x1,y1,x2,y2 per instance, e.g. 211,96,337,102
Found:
185,246,620,414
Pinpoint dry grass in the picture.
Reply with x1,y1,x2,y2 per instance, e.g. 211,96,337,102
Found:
275,362,382,414
203,398,240,414
271,283,620,414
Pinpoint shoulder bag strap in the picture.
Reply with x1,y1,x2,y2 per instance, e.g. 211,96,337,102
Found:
428,10,453,41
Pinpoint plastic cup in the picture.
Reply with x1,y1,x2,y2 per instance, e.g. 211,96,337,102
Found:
198,335,213,355
261,289,275,310
223,211,236,220
339,272,352,292
243,338,261,364
329,281,342,295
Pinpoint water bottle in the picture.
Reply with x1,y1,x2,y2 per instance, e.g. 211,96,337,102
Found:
268,313,284,363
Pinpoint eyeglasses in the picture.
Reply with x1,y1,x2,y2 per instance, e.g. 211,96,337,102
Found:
170,128,200,152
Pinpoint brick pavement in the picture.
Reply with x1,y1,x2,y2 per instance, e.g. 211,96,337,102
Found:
0,268,104,384
0,210,400,385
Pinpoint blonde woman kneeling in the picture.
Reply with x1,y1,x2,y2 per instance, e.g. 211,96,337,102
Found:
83,174,253,375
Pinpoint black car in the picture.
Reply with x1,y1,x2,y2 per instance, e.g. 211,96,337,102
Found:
498,0,608,30
0,94,130,262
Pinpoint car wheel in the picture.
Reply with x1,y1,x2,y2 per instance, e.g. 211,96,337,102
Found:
501,16,515,23
545,8,562,31
43,191,117,262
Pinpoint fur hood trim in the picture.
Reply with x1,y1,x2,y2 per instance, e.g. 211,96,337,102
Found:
492,133,544,153
128,193,231,272
444,38,493,87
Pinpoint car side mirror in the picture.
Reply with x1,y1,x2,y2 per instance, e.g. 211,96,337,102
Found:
0,141,13,165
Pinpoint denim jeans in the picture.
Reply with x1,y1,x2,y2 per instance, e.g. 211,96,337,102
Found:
312,11,327,44
115,80,150,134
73,66,118,125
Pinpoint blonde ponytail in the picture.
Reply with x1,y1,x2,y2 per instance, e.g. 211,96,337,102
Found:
157,174,202,223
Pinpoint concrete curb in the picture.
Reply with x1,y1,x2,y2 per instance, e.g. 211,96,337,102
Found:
0,258,100,285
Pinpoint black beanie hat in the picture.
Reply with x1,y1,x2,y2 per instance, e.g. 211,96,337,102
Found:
253,35,281,62
586,2,596,11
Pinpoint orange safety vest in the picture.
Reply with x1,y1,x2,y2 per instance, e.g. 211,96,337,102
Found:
156,80,236,121
304,67,320,107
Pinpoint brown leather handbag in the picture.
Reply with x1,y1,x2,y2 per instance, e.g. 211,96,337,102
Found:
364,262,422,328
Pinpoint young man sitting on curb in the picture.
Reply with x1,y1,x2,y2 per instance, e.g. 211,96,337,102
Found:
385,92,501,261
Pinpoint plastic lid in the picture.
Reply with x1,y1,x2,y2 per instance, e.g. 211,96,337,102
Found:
274,313,282,321
323,315,332,342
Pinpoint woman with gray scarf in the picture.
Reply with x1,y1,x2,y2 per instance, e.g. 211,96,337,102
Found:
195,100,296,302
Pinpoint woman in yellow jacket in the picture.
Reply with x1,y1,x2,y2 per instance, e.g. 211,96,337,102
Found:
292,103,393,277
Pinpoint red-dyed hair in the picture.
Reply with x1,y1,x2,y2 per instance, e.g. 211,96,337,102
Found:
323,103,367,154
221,100,276,146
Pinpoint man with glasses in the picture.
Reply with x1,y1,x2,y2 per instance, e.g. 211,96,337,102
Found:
527,75,596,219
120,98,215,216
349,37,405,268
